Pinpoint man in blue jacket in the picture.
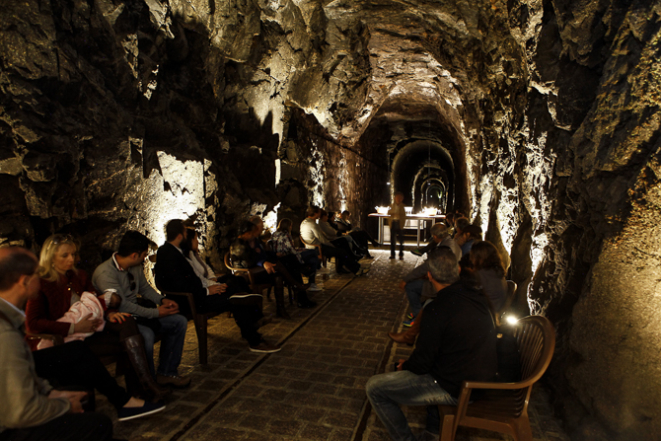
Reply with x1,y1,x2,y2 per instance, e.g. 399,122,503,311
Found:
366,248,498,441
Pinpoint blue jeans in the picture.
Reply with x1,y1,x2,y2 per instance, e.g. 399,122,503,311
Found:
405,279,425,317
366,371,457,441
138,314,188,377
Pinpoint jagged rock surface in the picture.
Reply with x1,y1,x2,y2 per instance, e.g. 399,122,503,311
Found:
1,1,661,439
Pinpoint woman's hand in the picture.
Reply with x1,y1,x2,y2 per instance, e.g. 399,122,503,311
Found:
107,312,130,323
73,313,102,333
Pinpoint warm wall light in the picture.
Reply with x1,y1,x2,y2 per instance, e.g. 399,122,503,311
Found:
506,315,518,325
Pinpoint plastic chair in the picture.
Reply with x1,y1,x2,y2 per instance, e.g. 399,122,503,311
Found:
438,315,556,441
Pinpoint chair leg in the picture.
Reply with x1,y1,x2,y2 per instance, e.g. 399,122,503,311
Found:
194,316,208,365
512,416,533,441
438,408,456,441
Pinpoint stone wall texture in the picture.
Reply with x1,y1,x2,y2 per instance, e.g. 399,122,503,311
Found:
2,0,661,439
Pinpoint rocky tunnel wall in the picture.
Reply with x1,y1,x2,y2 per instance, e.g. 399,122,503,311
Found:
2,1,661,440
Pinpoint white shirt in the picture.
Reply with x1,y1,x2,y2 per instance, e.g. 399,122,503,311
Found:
300,218,331,247
186,251,219,294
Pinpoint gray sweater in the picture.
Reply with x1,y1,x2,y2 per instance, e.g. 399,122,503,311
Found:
92,255,164,319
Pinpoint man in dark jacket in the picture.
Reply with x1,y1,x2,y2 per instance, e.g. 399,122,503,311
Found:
155,219,279,353
366,248,498,441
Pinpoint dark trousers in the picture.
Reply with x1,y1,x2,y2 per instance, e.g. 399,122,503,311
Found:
33,340,131,410
83,317,146,397
390,220,405,257
198,276,264,346
0,412,113,441
321,244,360,274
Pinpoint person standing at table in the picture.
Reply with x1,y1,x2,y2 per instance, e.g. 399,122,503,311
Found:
389,192,406,260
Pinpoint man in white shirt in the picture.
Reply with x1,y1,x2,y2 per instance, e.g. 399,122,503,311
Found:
301,206,366,275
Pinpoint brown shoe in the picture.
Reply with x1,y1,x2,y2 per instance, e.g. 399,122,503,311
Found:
249,341,281,353
156,374,191,388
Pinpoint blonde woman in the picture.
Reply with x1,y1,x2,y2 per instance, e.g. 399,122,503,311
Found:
25,234,169,403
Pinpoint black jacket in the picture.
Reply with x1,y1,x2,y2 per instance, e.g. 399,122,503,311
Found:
155,242,207,306
403,280,498,398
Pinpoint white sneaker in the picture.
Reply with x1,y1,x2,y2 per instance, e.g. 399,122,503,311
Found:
308,283,322,292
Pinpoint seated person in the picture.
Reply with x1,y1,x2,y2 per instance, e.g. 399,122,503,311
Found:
0,248,162,441
334,210,381,250
366,248,498,441
466,241,508,312
250,216,316,301
318,210,366,258
92,231,190,388
155,221,279,354
300,206,367,276
411,223,462,260
26,234,168,401
271,218,322,292
455,224,482,259
230,221,314,319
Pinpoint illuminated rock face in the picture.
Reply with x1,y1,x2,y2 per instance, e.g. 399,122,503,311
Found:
1,0,661,439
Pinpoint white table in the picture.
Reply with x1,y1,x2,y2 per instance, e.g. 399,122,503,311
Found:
368,213,446,247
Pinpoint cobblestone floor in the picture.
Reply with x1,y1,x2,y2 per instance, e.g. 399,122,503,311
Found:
97,250,569,441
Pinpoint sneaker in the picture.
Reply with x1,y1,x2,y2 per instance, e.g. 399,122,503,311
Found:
229,293,263,306
406,312,415,320
249,341,281,353
402,318,415,327
117,401,166,422
307,283,322,292
157,374,191,388
411,248,424,257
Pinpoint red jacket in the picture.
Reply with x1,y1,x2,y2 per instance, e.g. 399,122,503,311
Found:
25,270,98,343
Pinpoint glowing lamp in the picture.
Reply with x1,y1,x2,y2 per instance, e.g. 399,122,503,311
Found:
376,206,389,214
506,315,518,325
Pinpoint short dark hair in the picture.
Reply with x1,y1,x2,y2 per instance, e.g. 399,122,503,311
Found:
455,217,470,233
238,221,256,236
341,210,350,215
0,248,38,291
428,248,460,285
117,231,152,257
306,206,320,217
165,219,185,242
463,224,483,240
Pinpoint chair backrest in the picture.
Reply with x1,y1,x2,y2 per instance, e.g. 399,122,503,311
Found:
511,315,555,415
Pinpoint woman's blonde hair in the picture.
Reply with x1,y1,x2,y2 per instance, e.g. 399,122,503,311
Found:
37,234,78,282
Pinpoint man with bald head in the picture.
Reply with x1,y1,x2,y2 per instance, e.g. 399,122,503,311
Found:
0,247,113,441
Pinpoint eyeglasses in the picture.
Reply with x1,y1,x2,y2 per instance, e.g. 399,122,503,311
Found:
48,234,76,250
126,271,136,292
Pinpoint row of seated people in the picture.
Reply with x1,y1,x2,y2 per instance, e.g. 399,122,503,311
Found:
367,216,515,441
0,208,383,440
390,220,508,343
0,217,293,440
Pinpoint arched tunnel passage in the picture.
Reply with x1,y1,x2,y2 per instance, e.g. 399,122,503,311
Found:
390,140,455,212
